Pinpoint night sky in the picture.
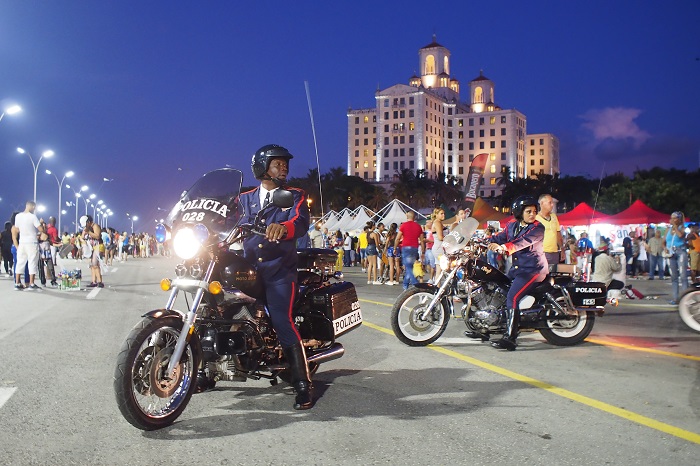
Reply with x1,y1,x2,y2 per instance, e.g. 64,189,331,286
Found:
1,1,698,232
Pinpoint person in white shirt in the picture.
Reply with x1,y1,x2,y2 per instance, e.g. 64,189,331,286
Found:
13,201,44,290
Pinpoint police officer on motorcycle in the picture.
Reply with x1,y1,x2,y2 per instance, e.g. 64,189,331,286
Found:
487,195,547,351
238,144,313,409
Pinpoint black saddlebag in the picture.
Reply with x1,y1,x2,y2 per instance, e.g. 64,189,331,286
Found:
567,281,607,307
295,281,362,340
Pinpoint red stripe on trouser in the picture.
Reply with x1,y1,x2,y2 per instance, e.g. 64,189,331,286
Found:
288,281,300,341
510,273,541,309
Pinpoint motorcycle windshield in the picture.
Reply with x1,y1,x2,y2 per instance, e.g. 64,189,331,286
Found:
166,168,244,245
442,217,479,255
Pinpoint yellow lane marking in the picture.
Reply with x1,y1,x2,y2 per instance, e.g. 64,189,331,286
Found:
359,299,700,445
586,338,700,361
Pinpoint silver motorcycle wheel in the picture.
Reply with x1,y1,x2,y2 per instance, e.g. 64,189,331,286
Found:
678,289,700,332
391,287,450,346
539,309,595,346
114,316,200,430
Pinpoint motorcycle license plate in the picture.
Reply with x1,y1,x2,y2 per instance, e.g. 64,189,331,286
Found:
333,303,362,336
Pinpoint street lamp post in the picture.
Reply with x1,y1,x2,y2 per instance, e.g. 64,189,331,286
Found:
17,147,54,203
0,104,22,124
66,184,89,232
127,213,138,234
46,169,74,233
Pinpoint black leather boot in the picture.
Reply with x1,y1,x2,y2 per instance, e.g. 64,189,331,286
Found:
284,342,314,410
491,309,519,351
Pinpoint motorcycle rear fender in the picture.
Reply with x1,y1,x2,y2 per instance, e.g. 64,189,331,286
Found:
413,283,439,292
143,308,187,320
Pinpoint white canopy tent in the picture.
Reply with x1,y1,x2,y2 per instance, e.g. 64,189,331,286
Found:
343,206,376,232
324,208,353,232
373,199,426,228
312,210,338,231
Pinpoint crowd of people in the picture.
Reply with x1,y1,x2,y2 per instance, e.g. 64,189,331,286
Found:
0,201,169,291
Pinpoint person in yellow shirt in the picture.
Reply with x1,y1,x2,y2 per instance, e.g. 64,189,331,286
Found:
536,194,563,270
358,226,369,272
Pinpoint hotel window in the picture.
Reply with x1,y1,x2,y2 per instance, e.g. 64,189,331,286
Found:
384,149,389,157
490,154,496,161
373,115,376,122
400,148,405,156
373,160,377,167
458,143,463,150
409,109,414,117
384,125,389,132
364,127,368,134
409,135,414,143
384,99,389,107
409,122,415,130
363,116,369,123
393,162,398,169
479,130,485,137
490,178,496,185
540,139,544,145
459,131,464,138
400,110,405,118
479,117,484,125
393,111,398,119
448,144,453,151
501,140,506,148
409,97,414,105
384,112,389,119
479,142,484,149
501,152,506,160
469,142,474,150
469,118,474,126
384,162,389,170
469,130,474,138
530,149,535,155
363,161,369,168
530,159,535,166
490,129,496,137
354,139,359,146
540,159,544,165
490,141,495,149
501,116,506,123
459,167,464,174
354,117,359,124
355,150,359,157
354,161,359,168
409,161,415,169
393,149,398,157
490,116,496,124
501,128,506,136
384,137,389,144
363,149,369,157
400,136,405,144
539,149,544,155
459,154,464,162
409,148,415,156
364,138,368,145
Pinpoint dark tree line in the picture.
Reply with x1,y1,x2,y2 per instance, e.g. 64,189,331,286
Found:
280,167,700,220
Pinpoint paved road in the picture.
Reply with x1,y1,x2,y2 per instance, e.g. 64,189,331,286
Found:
0,257,698,465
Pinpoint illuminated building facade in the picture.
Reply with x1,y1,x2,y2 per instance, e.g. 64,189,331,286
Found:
348,36,558,198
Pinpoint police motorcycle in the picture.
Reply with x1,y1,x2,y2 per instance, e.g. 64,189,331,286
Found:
391,217,609,347
114,168,362,430
678,283,700,332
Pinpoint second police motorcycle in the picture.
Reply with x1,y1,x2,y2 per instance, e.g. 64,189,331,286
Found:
113,167,362,430
391,215,614,347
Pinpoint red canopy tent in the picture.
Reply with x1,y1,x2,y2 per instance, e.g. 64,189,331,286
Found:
604,200,671,225
557,202,611,226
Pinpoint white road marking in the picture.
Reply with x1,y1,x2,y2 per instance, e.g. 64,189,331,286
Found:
0,387,17,409
86,288,101,299
110,267,118,273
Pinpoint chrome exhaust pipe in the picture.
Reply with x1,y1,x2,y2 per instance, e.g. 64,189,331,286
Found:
307,342,344,365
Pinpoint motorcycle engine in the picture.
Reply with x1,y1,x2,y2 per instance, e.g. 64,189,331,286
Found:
464,282,507,331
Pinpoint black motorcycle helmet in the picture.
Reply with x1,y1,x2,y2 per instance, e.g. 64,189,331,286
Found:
251,144,294,180
511,195,539,221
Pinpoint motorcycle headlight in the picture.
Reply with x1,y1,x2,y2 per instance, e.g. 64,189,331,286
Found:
173,225,209,260
439,255,450,271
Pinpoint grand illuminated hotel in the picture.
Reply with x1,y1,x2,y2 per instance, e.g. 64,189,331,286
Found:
347,36,559,199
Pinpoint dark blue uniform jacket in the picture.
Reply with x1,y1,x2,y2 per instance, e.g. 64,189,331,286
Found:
491,220,547,276
238,186,309,270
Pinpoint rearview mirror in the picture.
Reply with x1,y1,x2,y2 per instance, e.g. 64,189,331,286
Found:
272,189,294,209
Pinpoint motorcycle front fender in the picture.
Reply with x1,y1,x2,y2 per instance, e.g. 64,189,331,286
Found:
143,308,187,320
680,282,700,298
413,282,440,292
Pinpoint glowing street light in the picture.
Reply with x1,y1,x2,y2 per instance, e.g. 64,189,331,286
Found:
126,213,138,234
0,104,22,123
46,169,74,233
17,147,55,202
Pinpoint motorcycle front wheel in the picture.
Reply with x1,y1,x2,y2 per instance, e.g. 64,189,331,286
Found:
678,288,700,332
391,287,450,346
114,316,201,430
539,310,595,346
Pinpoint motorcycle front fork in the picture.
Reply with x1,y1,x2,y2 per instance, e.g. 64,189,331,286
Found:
165,259,216,377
